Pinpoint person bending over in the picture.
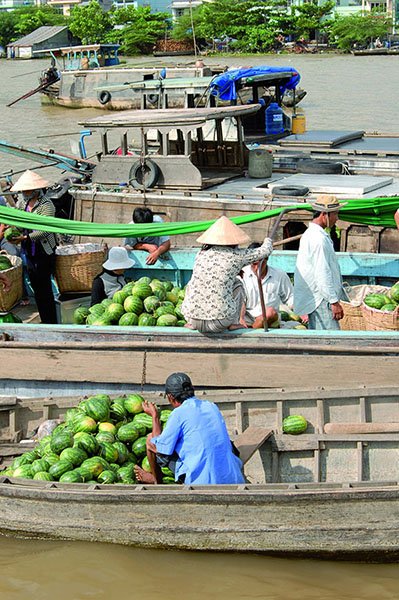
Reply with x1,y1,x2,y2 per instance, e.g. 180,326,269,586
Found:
134,372,244,485
124,207,170,265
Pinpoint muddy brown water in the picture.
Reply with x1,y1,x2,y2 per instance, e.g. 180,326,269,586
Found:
0,54,399,596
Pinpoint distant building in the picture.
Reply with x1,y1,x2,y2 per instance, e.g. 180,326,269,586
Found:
7,26,79,58
0,0,34,11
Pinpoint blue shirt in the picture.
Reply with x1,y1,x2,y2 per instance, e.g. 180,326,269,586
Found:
152,396,244,485
124,215,170,249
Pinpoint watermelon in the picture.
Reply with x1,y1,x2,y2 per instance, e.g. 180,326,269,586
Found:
117,463,136,483
59,469,84,483
157,314,178,327
12,454,36,469
163,281,174,292
110,397,127,420
89,303,105,316
50,430,74,455
124,295,143,315
113,441,129,464
122,282,135,294
124,394,144,415
65,408,85,429
59,447,88,466
96,431,115,444
137,276,151,285
151,286,166,301
98,422,117,436
282,415,308,435
154,305,175,318
105,302,125,322
13,465,33,479
118,313,138,326
4,226,22,241
72,414,97,434
138,313,156,326
74,432,98,455
175,303,184,319
101,298,114,309
132,282,153,300
117,422,140,443
162,477,175,484
86,314,99,325
112,289,130,305
0,312,22,324
92,317,113,327
108,463,120,473
80,457,105,479
176,320,186,327
73,306,90,325
33,471,53,481
44,453,61,466
381,303,397,312
144,295,161,313
166,291,179,305
49,460,74,480
97,470,117,484
141,456,151,472
83,396,110,422
161,466,174,478
0,256,12,270
160,409,172,423
390,284,399,303
132,413,153,429
131,436,148,458
99,442,119,463
31,459,50,475
364,294,390,310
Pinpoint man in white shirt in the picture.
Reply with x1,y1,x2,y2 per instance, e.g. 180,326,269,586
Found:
242,243,294,327
294,195,346,330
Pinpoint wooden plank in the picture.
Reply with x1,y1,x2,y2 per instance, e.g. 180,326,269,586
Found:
324,423,399,434
233,427,273,465
273,433,399,451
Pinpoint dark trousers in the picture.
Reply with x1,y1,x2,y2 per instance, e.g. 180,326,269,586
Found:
26,250,57,324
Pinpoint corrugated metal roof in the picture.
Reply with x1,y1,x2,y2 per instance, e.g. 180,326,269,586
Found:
9,26,67,48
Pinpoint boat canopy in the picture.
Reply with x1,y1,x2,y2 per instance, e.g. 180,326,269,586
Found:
33,44,120,69
209,66,301,102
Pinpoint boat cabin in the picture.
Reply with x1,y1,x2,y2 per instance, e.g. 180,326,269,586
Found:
79,105,260,190
35,44,121,70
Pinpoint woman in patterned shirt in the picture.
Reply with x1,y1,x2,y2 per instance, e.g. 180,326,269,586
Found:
10,170,58,324
182,216,273,333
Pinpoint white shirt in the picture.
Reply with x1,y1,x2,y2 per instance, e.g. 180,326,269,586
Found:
242,264,293,320
294,222,343,315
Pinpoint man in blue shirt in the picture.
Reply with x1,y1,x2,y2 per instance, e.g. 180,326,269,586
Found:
124,207,170,265
134,372,244,485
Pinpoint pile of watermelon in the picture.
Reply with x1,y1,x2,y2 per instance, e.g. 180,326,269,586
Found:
73,277,186,327
1,394,174,485
363,281,399,312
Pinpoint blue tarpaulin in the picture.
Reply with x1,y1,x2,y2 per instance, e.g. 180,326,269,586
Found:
209,66,301,102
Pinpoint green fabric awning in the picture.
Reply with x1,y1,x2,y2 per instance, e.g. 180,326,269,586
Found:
0,196,398,238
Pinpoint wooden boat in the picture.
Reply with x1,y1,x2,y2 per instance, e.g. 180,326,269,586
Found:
1,249,398,398
0,385,398,560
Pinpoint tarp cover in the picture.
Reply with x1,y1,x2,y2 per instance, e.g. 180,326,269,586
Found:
209,66,301,102
0,196,397,238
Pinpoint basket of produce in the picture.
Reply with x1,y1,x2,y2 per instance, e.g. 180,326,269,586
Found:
340,284,389,331
0,252,23,312
55,244,106,294
361,283,399,331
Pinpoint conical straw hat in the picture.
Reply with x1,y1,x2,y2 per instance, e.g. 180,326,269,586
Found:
197,216,251,246
310,194,347,213
10,170,50,192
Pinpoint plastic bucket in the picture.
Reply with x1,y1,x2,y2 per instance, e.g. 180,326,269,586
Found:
248,149,273,178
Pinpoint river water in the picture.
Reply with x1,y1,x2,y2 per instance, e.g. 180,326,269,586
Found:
1,54,399,597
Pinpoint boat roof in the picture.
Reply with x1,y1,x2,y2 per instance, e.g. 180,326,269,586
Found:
32,44,120,56
79,104,261,129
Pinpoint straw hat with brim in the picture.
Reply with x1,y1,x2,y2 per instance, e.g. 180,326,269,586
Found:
310,194,348,213
10,170,50,192
103,247,135,270
196,216,251,246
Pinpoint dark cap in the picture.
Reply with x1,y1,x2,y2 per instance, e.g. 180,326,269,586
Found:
165,372,193,398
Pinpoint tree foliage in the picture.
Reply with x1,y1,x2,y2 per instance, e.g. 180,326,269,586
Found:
292,1,334,39
328,12,392,50
0,6,65,47
68,0,112,44
106,6,170,55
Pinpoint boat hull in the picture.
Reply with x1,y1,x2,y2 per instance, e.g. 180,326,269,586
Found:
0,479,398,561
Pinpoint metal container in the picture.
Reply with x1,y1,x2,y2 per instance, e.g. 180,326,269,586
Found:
248,148,273,178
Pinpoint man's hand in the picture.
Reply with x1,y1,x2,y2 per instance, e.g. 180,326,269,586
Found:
331,301,344,320
9,235,26,245
146,250,160,265
142,400,159,418
300,314,309,324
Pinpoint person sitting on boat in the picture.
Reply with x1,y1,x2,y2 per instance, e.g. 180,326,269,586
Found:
241,242,294,328
181,216,273,333
124,207,171,266
9,170,58,324
90,246,134,306
294,195,346,330
134,372,244,485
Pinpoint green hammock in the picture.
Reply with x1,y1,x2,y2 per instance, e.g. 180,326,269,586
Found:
0,196,397,237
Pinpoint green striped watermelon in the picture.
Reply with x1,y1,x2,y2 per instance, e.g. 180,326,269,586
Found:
124,394,144,415
49,460,74,480
132,282,153,300
112,290,130,305
33,471,53,481
59,469,84,483
132,436,148,458
97,470,117,484
282,415,308,435
50,430,74,454
118,313,138,326
105,303,125,323
124,295,143,315
117,422,140,443
60,447,88,466
82,396,110,422
73,432,98,455
138,313,156,326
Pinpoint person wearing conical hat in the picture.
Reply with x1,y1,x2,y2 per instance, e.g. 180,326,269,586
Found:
181,216,273,333
294,194,347,330
9,170,58,324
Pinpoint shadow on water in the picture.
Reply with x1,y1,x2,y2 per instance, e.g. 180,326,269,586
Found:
0,536,398,600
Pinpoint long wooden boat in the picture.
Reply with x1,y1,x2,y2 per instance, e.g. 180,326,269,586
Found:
1,250,398,398
0,385,398,560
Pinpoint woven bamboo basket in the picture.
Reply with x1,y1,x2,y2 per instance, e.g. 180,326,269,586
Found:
340,284,388,331
361,303,399,331
55,244,106,294
0,253,23,312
